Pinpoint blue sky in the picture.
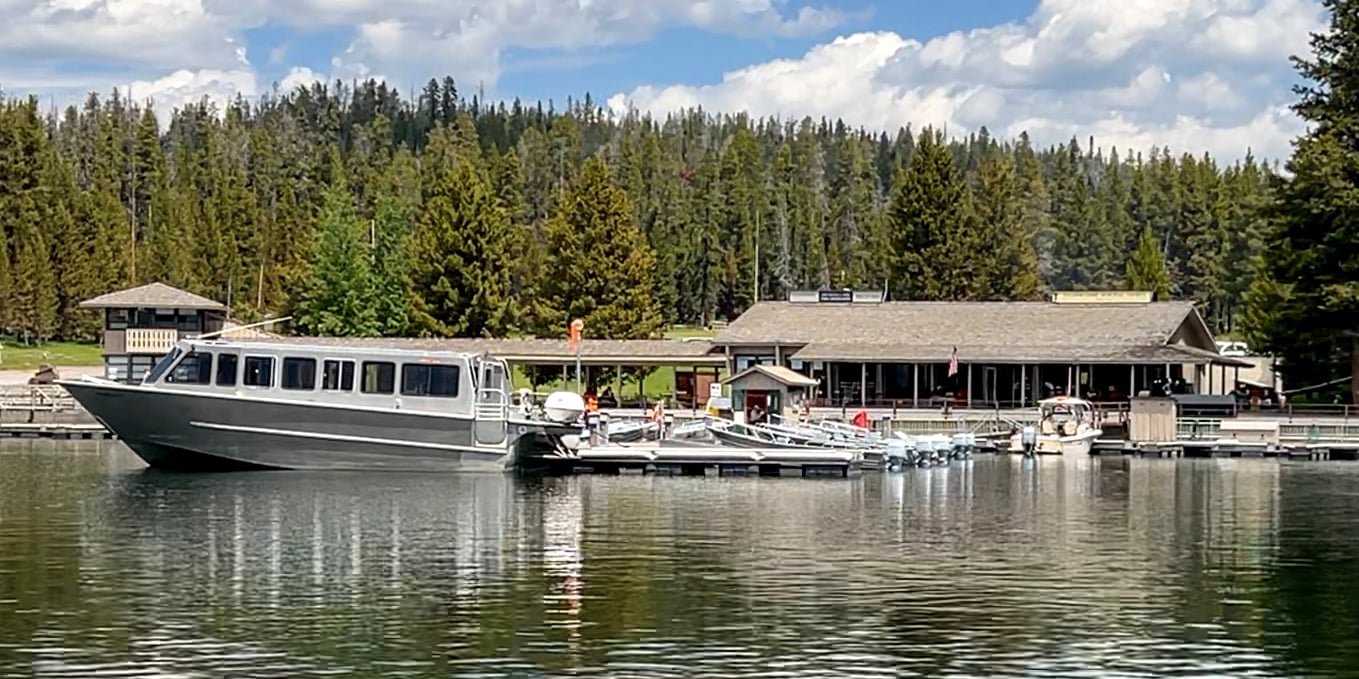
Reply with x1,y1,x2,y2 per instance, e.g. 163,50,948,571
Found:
235,1,1040,103
0,0,1327,160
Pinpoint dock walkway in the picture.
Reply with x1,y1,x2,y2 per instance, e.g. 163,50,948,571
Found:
532,443,861,478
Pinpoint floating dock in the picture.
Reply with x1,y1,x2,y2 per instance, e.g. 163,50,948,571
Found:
1087,438,1359,461
0,423,113,439
532,443,862,478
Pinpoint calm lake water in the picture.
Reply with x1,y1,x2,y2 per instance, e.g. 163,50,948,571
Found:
2,441,1358,678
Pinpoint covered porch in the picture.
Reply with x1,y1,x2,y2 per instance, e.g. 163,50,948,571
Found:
748,342,1254,410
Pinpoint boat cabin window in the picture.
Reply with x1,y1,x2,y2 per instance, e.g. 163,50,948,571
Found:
166,351,213,385
145,348,182,383
216,354,238,386
362,361,396,394
401,363,461,398
322,360,356,391
282,357,317,391
243,356,275,388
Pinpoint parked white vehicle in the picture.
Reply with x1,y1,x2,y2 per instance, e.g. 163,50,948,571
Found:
1216,340,1249,357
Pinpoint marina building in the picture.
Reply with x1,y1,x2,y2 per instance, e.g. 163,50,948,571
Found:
707,290,1250,409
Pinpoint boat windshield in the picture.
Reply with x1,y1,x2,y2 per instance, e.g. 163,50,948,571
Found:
1042,403,1089,420
144,347,183,384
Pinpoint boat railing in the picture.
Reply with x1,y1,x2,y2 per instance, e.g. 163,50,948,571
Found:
475,387,509,420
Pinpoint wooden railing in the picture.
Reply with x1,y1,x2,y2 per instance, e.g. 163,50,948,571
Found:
0,385,78,423
125,328,178,354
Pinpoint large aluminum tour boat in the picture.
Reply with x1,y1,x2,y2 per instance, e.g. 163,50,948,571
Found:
58,337,586,472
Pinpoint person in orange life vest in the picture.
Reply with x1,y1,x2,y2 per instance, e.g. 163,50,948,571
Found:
584,391,599,413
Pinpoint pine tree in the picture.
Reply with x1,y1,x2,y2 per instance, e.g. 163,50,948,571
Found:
972,154,1043,300
407,160,518,337
297,185,378,336
1245,0,1359,402
11,214,59,341
370,194,413,337
885,127,980,300
1125,226,1172,301
539,155,663,339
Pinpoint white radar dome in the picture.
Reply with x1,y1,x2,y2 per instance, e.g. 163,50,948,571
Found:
543,391,587,424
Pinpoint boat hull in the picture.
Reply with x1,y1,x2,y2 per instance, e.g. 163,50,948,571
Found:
62,380,550,472
1008,430,1102,456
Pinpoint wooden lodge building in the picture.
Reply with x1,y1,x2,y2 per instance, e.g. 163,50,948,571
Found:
77,283,1248,411
710,290,1250,410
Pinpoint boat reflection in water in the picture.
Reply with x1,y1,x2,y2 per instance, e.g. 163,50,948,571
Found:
59,337,587,472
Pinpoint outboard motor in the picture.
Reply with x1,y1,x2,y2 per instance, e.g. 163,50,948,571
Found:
1020,425,1037,458
950,433,968,459
931,434,951,464
884,438,910,472
915,436,935,467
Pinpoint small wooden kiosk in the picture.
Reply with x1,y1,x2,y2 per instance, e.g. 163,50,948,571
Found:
721,364,818,424
79,283,228,384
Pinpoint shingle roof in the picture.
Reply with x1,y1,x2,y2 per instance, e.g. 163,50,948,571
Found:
252,336,725,365
79,283,226,310
716,300,1229,364
721,364,819,387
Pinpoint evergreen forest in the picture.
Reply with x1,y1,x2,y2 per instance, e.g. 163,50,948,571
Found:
0,79,1274,342
1,0,1356,402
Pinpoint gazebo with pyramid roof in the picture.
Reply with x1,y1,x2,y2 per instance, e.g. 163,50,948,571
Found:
80,282,229,383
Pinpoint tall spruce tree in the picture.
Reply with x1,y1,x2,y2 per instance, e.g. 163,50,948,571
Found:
1125,226,1172,301
972,154,1043,300
539,155,663,339
1246,0,1359,402
370,194,413,337
885,127,980,301
407,160,518,337
297,185,377,336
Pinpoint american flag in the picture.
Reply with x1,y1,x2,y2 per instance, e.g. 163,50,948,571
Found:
947,346,959,377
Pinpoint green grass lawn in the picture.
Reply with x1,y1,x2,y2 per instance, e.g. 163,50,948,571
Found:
510,326,721,402
512,364,683,401
663,326,717,339
0,341,104,371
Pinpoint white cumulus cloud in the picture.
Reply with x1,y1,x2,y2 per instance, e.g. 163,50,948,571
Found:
1,0,843,116
610,0,1327,161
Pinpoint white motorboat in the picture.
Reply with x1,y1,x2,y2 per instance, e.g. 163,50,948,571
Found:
1009,396,1103,456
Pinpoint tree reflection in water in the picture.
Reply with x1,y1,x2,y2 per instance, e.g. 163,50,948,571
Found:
0,440,1357,677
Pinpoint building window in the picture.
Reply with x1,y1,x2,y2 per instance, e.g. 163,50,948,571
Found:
105,356,129,382
282,357,317,390
322,360,356,391
167,352,213,384
176,312,203,332
361,362,395,394
106,309,130,330
401,364,461,398
243,356,274,388
130,356,157,383
216,354,239,386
